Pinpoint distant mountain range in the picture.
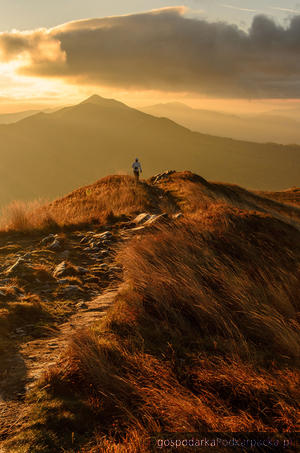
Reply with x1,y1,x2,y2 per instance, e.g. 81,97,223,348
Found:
0,95,299,208
0,107,62,124
0,110,42,124
141,102,300,145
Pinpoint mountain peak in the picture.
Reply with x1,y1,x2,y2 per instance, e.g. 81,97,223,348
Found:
81,94,106,104
80,94,129,109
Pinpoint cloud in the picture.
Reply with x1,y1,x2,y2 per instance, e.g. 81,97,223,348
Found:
0,29,66,66
220,4,257,13
270,7,300,14
0,6,300,98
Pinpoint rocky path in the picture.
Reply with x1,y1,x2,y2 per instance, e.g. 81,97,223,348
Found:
0,226,124,445
0,227,122,399
0,207,176,447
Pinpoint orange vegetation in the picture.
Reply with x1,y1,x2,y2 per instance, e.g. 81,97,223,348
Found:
6,173,299,452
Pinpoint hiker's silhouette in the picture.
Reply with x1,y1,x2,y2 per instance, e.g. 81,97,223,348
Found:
132,158,142,182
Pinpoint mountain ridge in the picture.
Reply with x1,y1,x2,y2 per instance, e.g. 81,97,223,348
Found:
0,95,299,209
141,101,300,145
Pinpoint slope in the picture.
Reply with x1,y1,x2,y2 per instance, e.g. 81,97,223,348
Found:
142,102,300,145
0,110,41,125
0,107,62,125
0,171,299,452
2,171,299,232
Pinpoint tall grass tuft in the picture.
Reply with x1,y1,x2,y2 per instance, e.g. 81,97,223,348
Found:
0,200,57,232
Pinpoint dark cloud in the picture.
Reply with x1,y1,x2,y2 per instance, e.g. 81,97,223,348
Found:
1,7,300,98
0,29,66,65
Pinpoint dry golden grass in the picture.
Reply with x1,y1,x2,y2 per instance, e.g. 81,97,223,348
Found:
257,188,300,207
1,172,299,234
0,175,179,232
117,205,300,360
46,175,178,225
155,171,300,224
0,200,57,232
6,201,299,452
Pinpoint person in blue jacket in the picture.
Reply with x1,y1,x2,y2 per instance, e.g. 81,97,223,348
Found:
132,158,142,182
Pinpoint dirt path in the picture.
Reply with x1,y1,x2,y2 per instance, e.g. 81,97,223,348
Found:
0,289,117,445
21,289,117,392
0,208,171,448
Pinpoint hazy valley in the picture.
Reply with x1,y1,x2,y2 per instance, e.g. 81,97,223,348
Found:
142,102,300,145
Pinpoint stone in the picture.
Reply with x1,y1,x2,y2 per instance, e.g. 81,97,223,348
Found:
173,213,183,219
53,261,80,278
94,240,105,248
4,258,33,278
58,279,71,285
62,285,83,296
99,250,109,257
89,242,100,250
131,213,168,230
77,266,88,274
150,170,176,184
15,328,25,335
40,234,57,246
109,266,122,272
48,238,62,251
132,213,168,227
90,264,109,277
144,213,168,226
96,231,113,240
89,248,100,254
84,276,99,284
53,261,67,278
77,302,88,309
133,213,151,224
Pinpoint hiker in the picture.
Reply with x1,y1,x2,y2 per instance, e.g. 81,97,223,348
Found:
132,158,142,182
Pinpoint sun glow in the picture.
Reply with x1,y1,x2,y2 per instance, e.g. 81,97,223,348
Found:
1,57,300,116
0,59,83,112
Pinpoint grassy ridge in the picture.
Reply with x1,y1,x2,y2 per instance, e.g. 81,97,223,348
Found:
5,194,299,452
0,176,179,232
2,172,300,232
257,188,300,207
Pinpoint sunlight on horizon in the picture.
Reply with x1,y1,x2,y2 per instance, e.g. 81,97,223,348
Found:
0,7,300,116
1,56,299,116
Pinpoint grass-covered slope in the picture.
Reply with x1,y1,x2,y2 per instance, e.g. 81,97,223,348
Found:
257,188,300,207
1,172,299,452
2,172,300,232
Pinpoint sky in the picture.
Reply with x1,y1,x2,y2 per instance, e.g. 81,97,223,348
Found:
0,1,300,113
